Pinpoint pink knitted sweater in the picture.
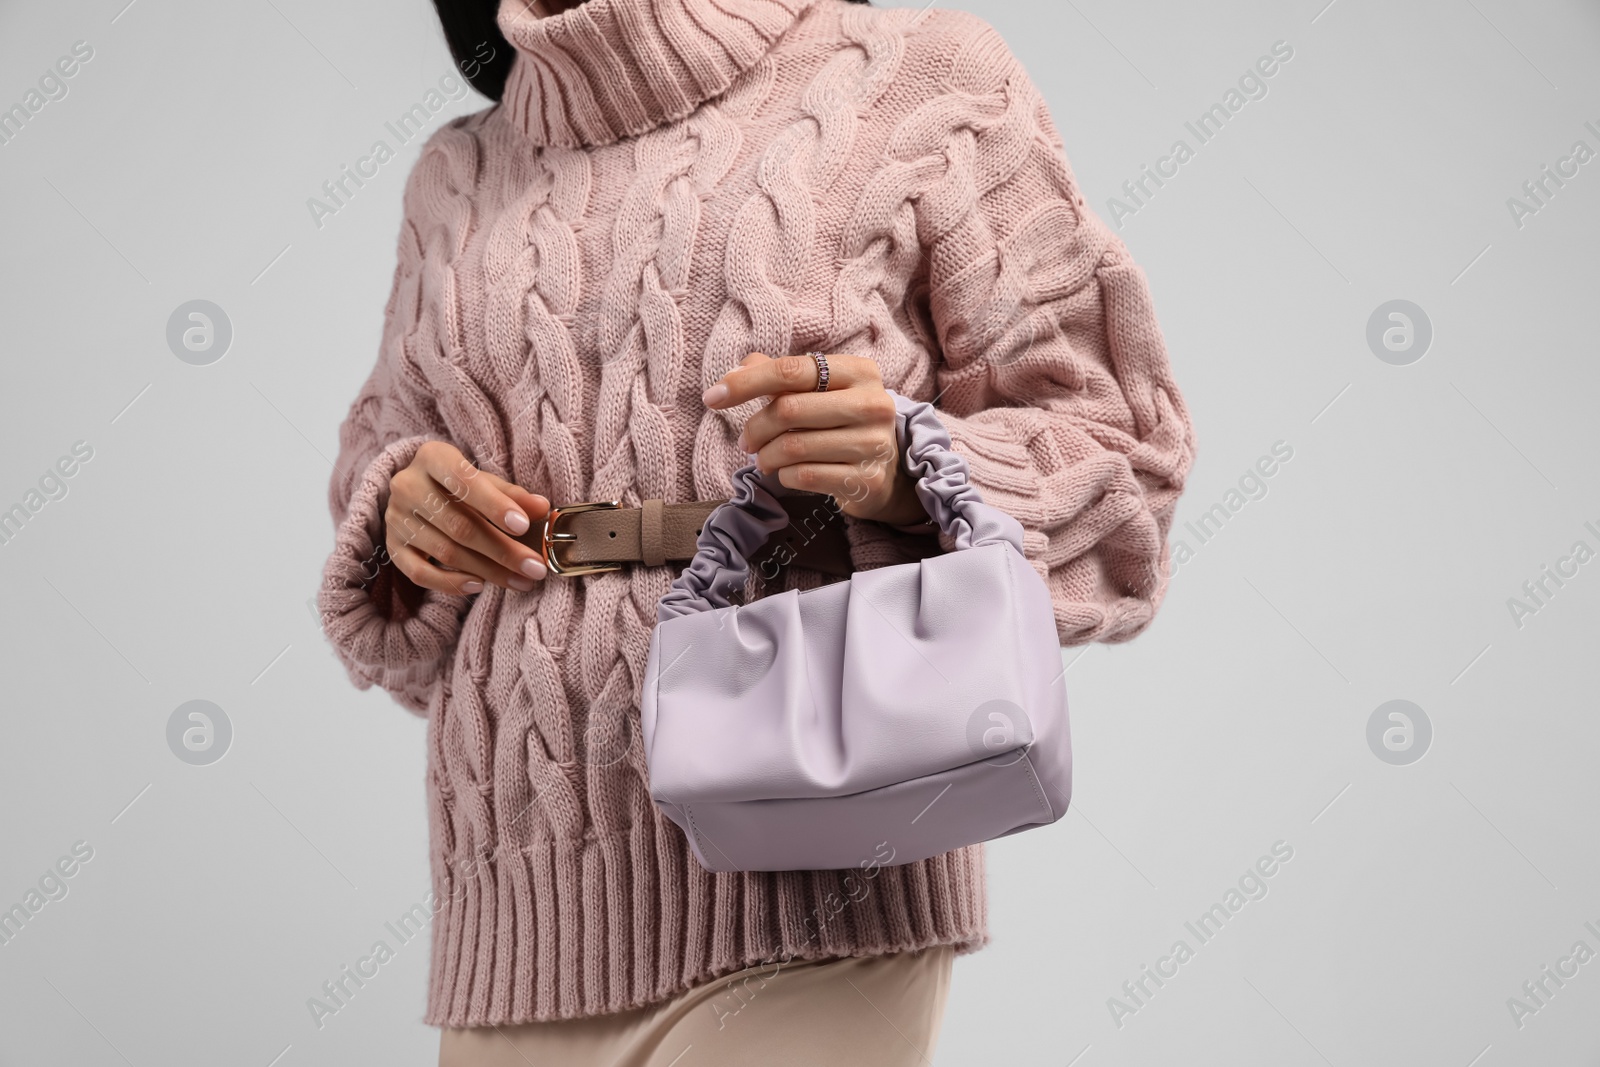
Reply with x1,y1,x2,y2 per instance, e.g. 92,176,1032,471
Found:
318,0,1194,1028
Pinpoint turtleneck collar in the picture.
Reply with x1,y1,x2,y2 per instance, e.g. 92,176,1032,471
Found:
496,0,818,149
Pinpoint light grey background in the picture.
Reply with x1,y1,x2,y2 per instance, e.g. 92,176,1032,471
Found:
1,0,1596,1064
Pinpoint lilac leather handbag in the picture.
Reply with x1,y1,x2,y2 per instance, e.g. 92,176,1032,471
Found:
639,390,1072,873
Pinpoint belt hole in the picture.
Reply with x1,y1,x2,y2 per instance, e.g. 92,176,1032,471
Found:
608,530,617,538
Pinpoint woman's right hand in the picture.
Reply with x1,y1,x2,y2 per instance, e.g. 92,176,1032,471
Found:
385,441,550,595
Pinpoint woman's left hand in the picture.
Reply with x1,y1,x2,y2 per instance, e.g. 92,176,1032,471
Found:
701,352,931,526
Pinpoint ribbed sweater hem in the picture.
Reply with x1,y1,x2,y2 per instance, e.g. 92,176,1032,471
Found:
423,817,988,1027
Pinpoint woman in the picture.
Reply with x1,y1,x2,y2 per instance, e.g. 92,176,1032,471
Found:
317,0,1195,1061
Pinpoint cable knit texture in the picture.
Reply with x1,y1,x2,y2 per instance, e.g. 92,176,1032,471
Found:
318,0,1194,1028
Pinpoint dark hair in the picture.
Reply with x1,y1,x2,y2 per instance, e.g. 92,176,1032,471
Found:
435,0,869,100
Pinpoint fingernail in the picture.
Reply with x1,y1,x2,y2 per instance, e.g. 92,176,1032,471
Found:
702,383,729,406
736,431,748,451
521,558,548,580
508,575,535,592
461,580,484,594
505,510,530,535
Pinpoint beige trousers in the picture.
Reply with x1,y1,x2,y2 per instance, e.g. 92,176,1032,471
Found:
437,945,954,1067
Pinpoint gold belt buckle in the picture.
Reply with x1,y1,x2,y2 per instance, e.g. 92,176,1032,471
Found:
541,499,623,577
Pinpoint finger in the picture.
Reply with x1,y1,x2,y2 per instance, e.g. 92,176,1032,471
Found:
422,497,550,582
498,480,551,532
388,472,548,582
389,514,535,591
416,442,549,537
753,427,891,475
739,389,895,452
473,466,553,535
702,353,880,409
775,462,886,505
389,542,488,596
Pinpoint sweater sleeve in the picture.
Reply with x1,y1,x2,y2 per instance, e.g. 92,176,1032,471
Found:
915,23,1197,645
316,145,472,715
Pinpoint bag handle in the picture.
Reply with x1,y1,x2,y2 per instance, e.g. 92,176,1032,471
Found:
658,390,1026,620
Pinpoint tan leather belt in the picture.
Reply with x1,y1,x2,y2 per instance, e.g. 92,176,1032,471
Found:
514,493,855,578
